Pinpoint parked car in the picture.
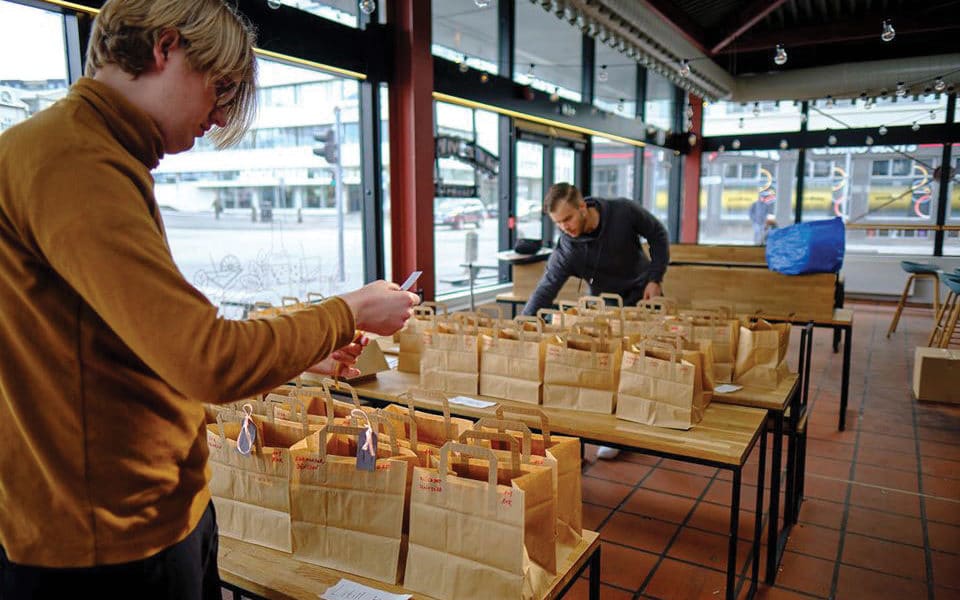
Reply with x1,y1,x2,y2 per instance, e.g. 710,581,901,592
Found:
434,198,486,229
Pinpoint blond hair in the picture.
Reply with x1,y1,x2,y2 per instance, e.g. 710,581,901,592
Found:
84,0,257,148
545,182,583,213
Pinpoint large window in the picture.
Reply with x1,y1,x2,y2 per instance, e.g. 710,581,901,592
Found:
591,136,635,199
643,147,672,223
0,1,68,135
802,145,944,255
594,44,636,116
157,58,366,309
808,95,948,131
432,0,498,74
516,140,545,241
702,100,803,137
514,1,582,102
433,102,499,296
699,149,798,245
644,71,674,132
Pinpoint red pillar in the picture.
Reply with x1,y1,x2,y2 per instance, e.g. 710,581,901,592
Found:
388,0,435,299
680,93,702,244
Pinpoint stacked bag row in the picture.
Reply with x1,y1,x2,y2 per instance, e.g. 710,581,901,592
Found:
393,295,792,430
203,379,583,600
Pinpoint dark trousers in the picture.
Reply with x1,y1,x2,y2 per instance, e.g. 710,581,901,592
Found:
0,501,220,600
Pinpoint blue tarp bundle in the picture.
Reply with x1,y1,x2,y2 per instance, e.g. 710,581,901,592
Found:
766,217,845,275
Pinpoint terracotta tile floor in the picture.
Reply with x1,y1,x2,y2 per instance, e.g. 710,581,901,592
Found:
566,301,960,600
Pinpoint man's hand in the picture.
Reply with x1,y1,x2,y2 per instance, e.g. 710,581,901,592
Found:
642,281,663,300
306,335,367,379
340,280,420,336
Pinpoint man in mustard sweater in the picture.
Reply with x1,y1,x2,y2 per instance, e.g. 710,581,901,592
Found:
0,1,419,597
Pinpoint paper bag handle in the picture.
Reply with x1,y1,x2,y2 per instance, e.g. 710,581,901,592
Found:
513,315,543,336
263,393,309,435
399,387,458,441
306,292,325,304
281,296,301,308
287,384,338,421
350,409,400,456
438,442,498,489
493,405,552,443
377,407,419,453
458,430,521,474
421,301,448,315
536,308,565,330
472,417,533,462
600,292,625,308
320,377,363,408
317,422,368,461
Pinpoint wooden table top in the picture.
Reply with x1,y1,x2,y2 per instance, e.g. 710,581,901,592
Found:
218,530,600,600
353,370,766,467
711,373,798,412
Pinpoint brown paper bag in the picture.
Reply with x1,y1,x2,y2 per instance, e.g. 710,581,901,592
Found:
488,405,583,549
543,331,620,414
383,388,475,466
734,319,792,389
616,340,704,429
207,404,310,552
420,318,481,395
289,414,416,584
397,302,448,373
458,429,558,574
479,318,546,405
668,310,739,383
404,442,554,600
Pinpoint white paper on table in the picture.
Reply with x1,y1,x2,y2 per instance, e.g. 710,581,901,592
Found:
319,579,411,600
448,395,498,409
714,384,743,394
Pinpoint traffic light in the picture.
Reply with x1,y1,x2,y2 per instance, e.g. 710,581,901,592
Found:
312,127,339,164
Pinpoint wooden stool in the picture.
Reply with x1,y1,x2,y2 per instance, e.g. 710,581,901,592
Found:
928,273,960,348
887,261,941,338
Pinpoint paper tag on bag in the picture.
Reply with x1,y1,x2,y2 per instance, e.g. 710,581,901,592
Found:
320,579,411,600
448,395,497,409
355,428,377,471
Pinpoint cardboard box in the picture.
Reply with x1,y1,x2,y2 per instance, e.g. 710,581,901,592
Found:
913,347,960,404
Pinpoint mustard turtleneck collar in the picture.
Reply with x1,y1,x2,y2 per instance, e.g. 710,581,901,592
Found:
70,77,165,170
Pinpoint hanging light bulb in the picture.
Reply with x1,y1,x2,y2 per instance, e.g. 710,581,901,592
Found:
825,95,835,108
688,133,697,146
564,6,577,23
267,0,282,8
934,77,947,92
865,135,874,146
598,65,609,82
753,102,761,117
738,117,745,129
616,98,625,113
550,87,560,102
800,112,808,124
718,144,726,153
828,134,837,145
731,139,741,150
930,109,937,121
474,0,491,7
458,58,469,73
863,97,873,110
881,19,896,42
912,121,920,131
779,139,789,150
879,125,888,136
526,63,536,79
774,44,788,66
896,81,907,97
678,59,690,78
480,72,490,84
359,0,376,15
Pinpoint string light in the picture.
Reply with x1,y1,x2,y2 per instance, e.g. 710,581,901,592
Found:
930,109,937,121
687,133,697,146
881,19,896,42
774,44,788,66
912,121,920,131
458,57,469,73
865,135,874,146
678,59,690,78
598,65,609,82
267,0,281,8
934,77,947,92
825,95,836,108
550,87,560,102
526,63,536,78
616,98,625,112
878,125,888,136
480,72,490,83
896,81,907,97
474,0,491,6
828,134,837,145
752,102,761,117
359,0,376,15
738,117,745,129
779,139,789,149
731,139,741,149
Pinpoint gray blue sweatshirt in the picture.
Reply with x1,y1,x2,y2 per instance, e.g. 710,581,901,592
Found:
521,197,669,315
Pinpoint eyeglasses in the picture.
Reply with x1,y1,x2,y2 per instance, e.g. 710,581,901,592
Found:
213,79,240,109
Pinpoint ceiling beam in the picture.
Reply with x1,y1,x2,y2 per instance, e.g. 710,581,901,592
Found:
709,0,789,55
637,0,709,54
715,13,960,54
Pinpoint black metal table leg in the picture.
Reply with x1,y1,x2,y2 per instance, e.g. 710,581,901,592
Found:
832,327,840,353
727,467,742,600
765,412,784,584
751,422,766,600
784,383,801,526
589,543,601,600
839,324,852,431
